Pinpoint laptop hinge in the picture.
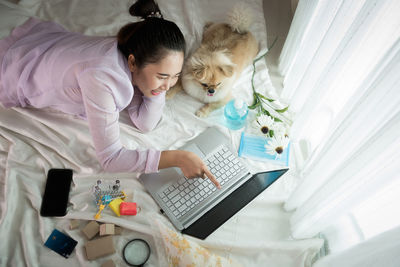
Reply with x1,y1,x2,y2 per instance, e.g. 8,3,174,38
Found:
182,172,252,228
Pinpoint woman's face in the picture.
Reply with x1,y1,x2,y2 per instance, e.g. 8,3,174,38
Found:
128,51,184,98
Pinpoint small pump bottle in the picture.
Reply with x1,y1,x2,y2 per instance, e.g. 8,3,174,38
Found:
224,98,249,130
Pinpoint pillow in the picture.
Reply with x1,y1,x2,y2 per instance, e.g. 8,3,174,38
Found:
156,221,243,267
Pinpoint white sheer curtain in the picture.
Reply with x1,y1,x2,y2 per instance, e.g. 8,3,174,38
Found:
277,0,400,265
313,226,400,267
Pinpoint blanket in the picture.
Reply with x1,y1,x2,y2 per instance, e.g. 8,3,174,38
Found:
0,0,323,266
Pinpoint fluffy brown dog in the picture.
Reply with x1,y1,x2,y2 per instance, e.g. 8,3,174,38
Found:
167,5,259,117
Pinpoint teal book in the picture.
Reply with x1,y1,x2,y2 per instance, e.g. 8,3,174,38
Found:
238,132,290,166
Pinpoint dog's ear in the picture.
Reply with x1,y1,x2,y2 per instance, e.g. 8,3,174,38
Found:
193,66,206,80
214,50,235,77
190,56,207,80
204,22,213,30
218,65,234,77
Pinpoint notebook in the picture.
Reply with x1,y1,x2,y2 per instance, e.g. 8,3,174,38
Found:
139,127,288,239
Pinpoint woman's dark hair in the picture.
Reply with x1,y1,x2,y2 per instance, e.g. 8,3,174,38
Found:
117,0,186,68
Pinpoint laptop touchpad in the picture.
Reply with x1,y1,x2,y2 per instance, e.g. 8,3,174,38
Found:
181,143,206,159
174,144,205,178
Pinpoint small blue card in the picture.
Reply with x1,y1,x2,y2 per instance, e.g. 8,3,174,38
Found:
238,132,290,166
44,229,78,258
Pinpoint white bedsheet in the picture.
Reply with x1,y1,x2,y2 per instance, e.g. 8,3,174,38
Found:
0,0,323,266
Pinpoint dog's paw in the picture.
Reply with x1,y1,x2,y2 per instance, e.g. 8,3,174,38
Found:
195,106,211,117
166,83,182,100
165,90,175,100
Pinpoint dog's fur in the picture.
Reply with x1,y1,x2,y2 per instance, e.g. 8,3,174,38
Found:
167,5,259,117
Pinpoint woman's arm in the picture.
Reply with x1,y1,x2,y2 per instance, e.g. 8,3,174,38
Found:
159,150,221,188
127,87,165,132
78,69,160,173
78,69,220,187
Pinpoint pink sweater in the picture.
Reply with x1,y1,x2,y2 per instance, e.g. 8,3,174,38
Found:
0,18,163,173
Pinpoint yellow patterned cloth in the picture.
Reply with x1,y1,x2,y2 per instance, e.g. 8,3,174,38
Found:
157,222,243,267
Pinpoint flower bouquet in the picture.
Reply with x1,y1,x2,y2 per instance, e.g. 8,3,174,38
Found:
238,51,292,165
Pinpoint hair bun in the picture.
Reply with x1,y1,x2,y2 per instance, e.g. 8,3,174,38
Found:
129,0,163,19
146,11,163,19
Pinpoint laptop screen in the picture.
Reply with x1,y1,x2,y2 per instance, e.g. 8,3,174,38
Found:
182,168,289,239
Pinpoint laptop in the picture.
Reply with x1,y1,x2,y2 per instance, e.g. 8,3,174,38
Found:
139,127,288,239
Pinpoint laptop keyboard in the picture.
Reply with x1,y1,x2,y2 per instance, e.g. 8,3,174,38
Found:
158,146,247,219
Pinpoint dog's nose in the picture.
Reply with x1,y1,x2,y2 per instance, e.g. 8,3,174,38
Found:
208,89,215,94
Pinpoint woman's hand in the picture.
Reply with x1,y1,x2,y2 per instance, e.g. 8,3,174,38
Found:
159,150,221,189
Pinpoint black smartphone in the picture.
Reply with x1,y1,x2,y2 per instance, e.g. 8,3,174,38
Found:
40,168,73,217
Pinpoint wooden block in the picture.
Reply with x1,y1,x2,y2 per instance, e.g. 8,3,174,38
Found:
101,259,115,267
114,226,122,235
69,219,80,230
85,236,115,260
82,221,100,240
99,223,115,236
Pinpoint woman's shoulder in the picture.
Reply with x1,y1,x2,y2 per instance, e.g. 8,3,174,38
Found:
79,51,133,109
82,48,131,84
81,39,128,69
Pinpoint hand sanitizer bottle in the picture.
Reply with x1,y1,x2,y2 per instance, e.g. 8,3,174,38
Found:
224,98,249,130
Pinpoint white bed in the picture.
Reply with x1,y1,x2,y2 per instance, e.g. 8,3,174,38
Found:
0,0,323,266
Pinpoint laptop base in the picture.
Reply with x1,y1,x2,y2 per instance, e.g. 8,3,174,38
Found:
182,168,288,239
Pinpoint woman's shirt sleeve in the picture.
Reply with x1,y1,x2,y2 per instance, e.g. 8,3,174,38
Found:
127,87,166,133
77,68,161,173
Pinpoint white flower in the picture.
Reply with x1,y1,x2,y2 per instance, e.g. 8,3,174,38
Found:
265,135,290,157
273,122,289,138
250,114,275,136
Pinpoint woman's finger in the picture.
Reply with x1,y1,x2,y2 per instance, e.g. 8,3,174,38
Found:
204,168,221,189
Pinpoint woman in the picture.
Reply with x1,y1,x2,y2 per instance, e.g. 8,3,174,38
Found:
0,0,220,188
